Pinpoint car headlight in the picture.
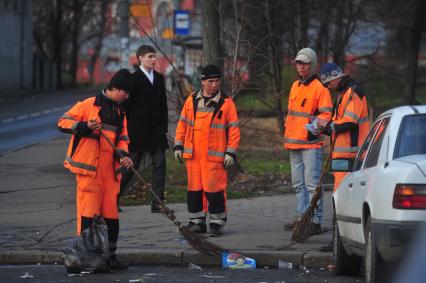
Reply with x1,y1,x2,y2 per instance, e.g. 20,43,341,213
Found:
393,184,426,209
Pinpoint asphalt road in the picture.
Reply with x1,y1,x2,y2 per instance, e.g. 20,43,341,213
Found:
0,265,363,283
0,90,92,155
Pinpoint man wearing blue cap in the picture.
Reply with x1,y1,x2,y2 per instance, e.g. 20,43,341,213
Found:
318,62,370,192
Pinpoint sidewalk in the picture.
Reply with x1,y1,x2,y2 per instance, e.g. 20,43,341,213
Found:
0,136,333,268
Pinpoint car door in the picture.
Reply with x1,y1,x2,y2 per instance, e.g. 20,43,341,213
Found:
350,117,391,244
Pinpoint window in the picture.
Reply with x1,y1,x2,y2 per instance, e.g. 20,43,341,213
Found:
353,119,383,171
365,118,390,168
394,114,426,159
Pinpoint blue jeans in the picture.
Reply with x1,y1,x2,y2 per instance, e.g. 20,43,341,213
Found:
289,148,323,224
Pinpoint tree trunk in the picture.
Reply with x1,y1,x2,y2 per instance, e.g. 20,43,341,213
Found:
404,0,425,104
53,1,63,89
70,0,81,87
201,0,223,68
89,0,108,84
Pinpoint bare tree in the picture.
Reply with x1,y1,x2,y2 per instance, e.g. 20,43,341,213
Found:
404,0,425,104
201,0,223,67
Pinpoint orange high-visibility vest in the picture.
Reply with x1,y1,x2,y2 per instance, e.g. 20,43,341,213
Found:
58,96,129,178
332,87,370,159
175,92,240,162
284,77,333,149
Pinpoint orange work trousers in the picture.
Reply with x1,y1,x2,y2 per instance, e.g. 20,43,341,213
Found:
75,131,120,235
185,110,227,225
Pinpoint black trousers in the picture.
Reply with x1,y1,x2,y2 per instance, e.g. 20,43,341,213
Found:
119,148,166,201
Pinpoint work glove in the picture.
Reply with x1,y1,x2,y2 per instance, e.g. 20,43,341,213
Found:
174,150,183,163
223,154,234,168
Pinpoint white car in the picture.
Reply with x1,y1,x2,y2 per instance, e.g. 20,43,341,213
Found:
332,105,426,283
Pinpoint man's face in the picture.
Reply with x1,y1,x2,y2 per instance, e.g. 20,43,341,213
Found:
139,52,156,70
295,61,311,78
201,78,221,96
324,78,340,91
110,88,129,104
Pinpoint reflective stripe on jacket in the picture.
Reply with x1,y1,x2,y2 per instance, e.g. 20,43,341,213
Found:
174,91,240,162
284,77,333,149
57,96,129,178
332,87,370,159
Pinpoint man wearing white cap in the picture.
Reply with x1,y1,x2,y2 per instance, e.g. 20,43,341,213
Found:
283,48,333,235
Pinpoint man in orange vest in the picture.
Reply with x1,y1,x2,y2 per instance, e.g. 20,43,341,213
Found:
174,64,240,237
317,62,370,253
58,69,134,270
283,48,333,235
318,62,370,191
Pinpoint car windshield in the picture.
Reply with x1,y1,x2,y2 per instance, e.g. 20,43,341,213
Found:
394,114,426,159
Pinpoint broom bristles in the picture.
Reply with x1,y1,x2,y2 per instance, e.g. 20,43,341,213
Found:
291,187,322,242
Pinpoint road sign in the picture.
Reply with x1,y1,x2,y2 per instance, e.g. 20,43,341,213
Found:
174,10,190,36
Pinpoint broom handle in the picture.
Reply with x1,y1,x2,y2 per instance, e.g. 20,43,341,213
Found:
312,90,355,201
99,131,170,212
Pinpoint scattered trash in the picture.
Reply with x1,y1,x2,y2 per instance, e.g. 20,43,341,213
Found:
20,272,34,279
129,279,144,283
201,274,226,279
145,273,156,276
222,252,256,269
278,260,293,269
326,263,335,272
188,263,203,270
67,273,83,277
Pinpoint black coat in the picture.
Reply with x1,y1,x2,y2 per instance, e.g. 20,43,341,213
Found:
123,67,169,153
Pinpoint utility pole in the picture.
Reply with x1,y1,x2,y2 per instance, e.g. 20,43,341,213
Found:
118,0,129,68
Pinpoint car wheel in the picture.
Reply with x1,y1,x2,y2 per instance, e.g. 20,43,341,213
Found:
333,215,361,275
365,216,385,283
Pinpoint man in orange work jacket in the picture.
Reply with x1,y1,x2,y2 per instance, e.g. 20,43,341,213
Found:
58,69,133,270
174,64,240,237
318,62,370,191
283,48,333,235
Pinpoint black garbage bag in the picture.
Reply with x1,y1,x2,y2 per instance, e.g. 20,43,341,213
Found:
63,215,111,274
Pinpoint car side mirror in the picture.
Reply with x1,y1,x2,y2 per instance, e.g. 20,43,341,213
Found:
331,158,354,172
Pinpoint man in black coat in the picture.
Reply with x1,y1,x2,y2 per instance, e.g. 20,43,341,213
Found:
120,45,169,213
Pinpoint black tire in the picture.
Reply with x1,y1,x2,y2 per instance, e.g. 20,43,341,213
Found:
365,216,385,283
334,215,362,275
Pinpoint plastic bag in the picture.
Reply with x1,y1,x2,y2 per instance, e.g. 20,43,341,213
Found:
63,215,110,274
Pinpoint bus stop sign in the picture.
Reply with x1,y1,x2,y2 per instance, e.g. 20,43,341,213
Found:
174,10,190,36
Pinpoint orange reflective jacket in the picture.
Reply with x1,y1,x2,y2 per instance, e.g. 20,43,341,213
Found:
175,91,240,162
284,77,333,149
332,86,370,159
58,95,129,178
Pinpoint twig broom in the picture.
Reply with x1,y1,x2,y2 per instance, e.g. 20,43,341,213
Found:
100,131,227,256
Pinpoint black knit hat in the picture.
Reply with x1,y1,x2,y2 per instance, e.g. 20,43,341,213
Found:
201,64,222,80
108,69,133,92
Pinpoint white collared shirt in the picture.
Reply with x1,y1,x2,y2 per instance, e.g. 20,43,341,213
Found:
139,65,154,84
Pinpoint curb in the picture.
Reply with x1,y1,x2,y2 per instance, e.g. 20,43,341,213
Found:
0,249,332,268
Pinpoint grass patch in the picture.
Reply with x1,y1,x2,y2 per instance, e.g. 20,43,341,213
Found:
121,145,292,206
240,158,290,176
